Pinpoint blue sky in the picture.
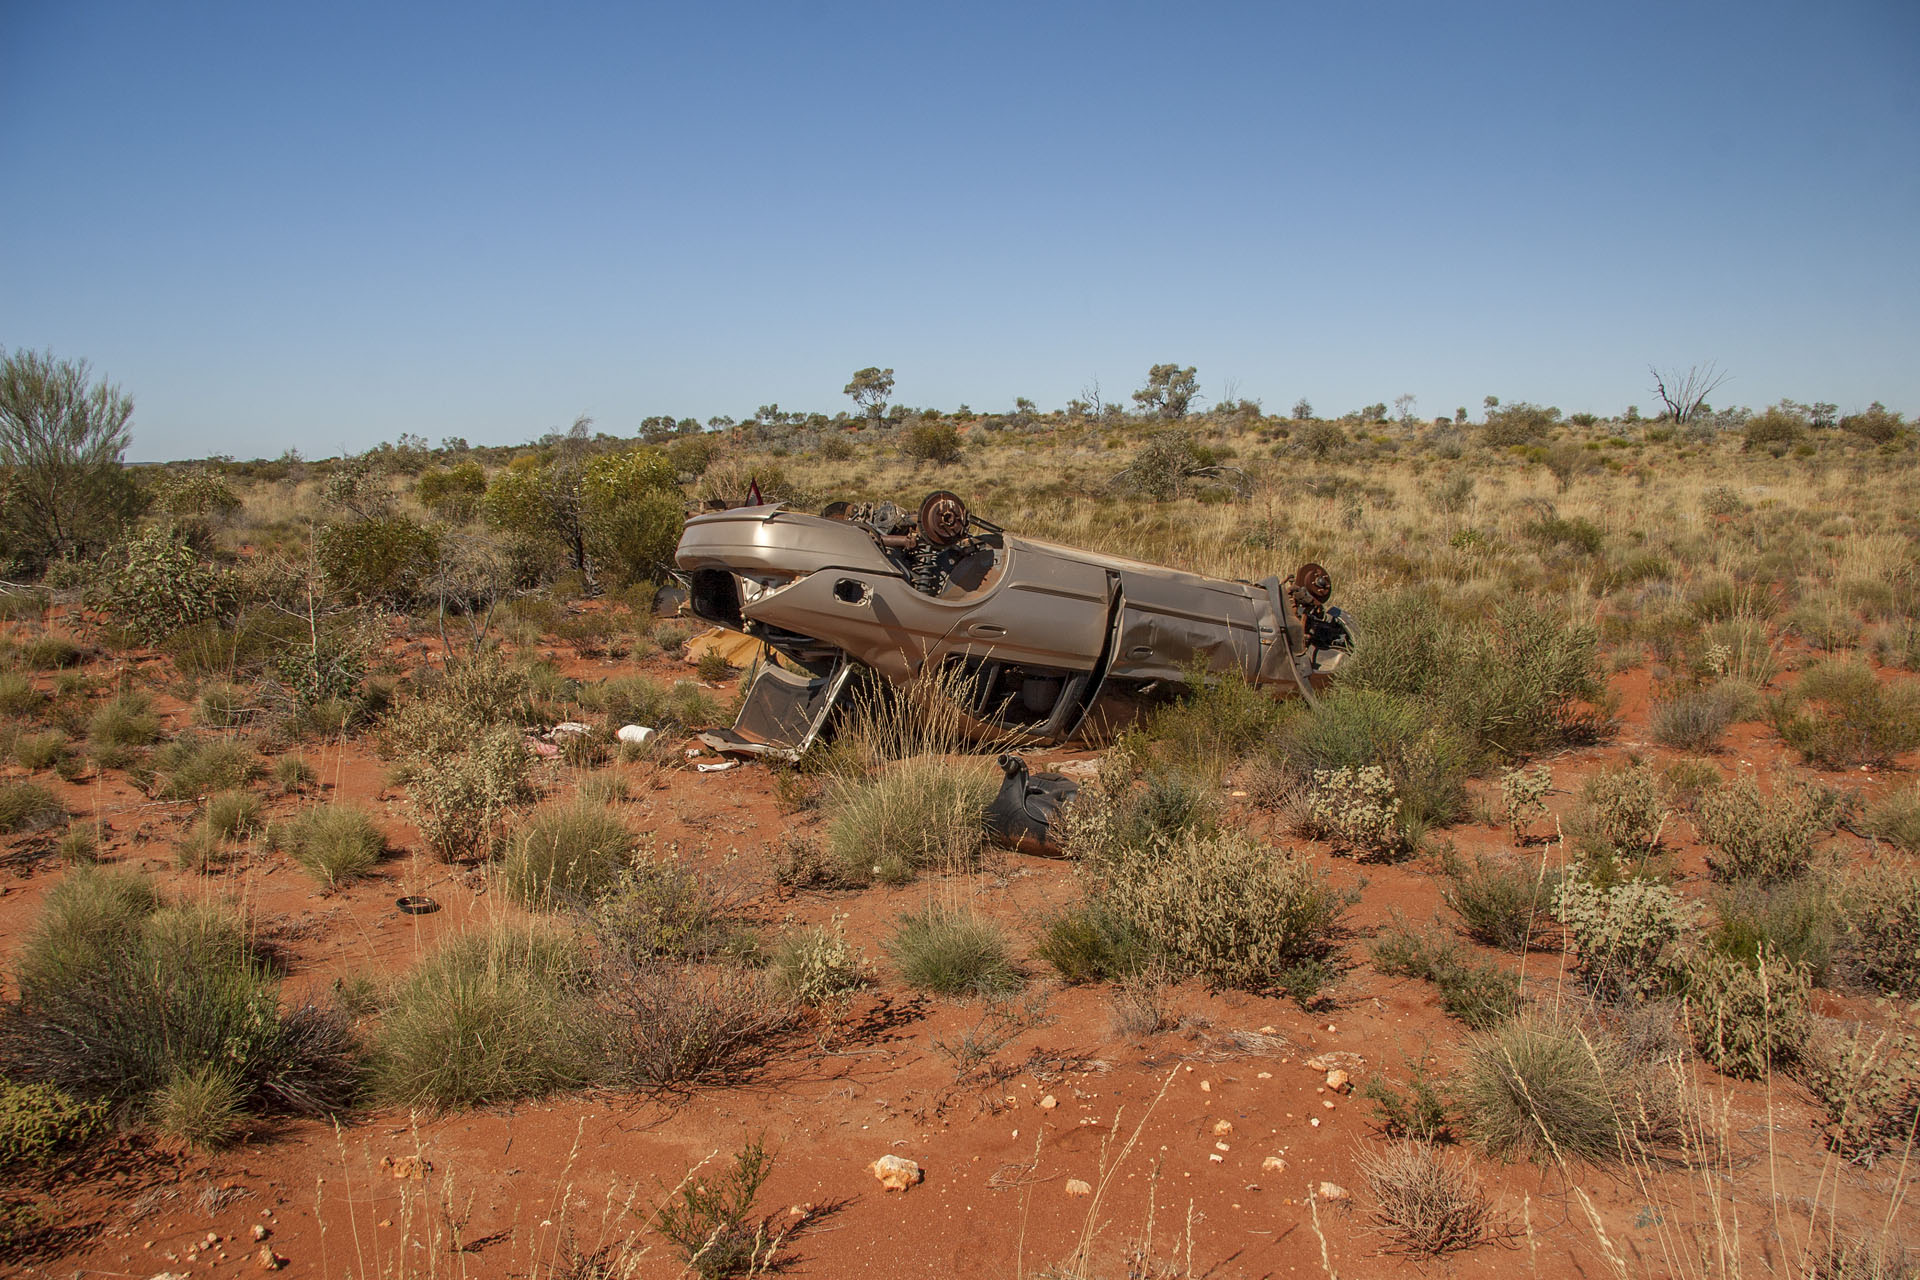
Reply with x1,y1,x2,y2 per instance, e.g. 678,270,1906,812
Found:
3,1,1916,462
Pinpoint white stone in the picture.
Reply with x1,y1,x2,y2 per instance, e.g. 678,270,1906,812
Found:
870,1154,923,1192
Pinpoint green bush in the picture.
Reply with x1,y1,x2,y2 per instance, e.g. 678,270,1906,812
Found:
89,526,235,643
87,690,160,759
0,782,62,834
1279,688,1471,830
771,922,866,1006
1442,851,1558,951
151,736,258,800
497,801,638,908
1770,659,1920,768
1554,873,1688,1002
885,905,1022,997
20,636,82,670
1694,775,1833,885
1839,402,1904,445
901,422,964,464
0,1081,106,1170
1461,1013,1626,1164
1842,862,1920,997
1034,903,1150,984
824,757,995,885
1742,407,1808,454
194,682,255,730
577,673,720,733
1143,668,1292,778
151,1064,245,1148
1302,765,1409,860
203,790,262,840
416,460,486,521
1567,762,1668,862
315,515,440,606
374,924,600,1109
655,1134,780,1279
0,672,40,718
1096,828,1350,997
1363,1053,1460,1143
3,884,358,1120
1525,515,1605,555
1708,879,1837,985
11,732,67,772
585,863,757,964
1683,945,1809,1079
281,805,385,887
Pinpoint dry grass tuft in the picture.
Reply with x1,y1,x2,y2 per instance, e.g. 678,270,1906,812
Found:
1359,1141,1500,1256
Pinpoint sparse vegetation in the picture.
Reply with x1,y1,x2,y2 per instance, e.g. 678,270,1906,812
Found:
280,804,385,887
823,756,996,884
1461,1012,1628,1164
885,905,1022,997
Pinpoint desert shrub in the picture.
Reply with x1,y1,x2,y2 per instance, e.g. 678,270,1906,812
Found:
405,726,535,861
655,1134,781,1278
1525,514,1605,556
1096,828,1350,997
151,1064,246,1147
1861,783,1920,854
1742,407,1808,453
1798,1021,1920,1164
194,682,255,730
1650,683,1745,751
885,905,1022,997
1839,402,1904,445
695,647,732,683
0,672,39,717
1805,1235,1920,1280
1443,851,1558,951
1034,903,1150,984
1364,1053,1460,1143
87,690,160,756
900,421,963,465
173,822,230,874
598,960,792,1088
89,526,235,643
1279,688,1472,829
272,754,316,791
415,460,486,521
1770,659,1920,768
1684,944,1809,1078
0,782,62,834
0,1081,106,1170
374,923,600,1109
1566,762,1668,862
1708,879,1837,985
1694,775,1833,885
20,636,81,669
2,888,358,1119
315,515,440,606
1143,669,1292,779
1461,1012,1626,1164
1554,873,1688,1002
823,757,995,885
151,736,257,799
585,862,758,964
1498,763,1551,837
1359,1142,1496,1257
1370,919,1521,1029
1482,402,1559,448
577,673,719,733
281,805,385,887
497,800,637,908
55,825,97,865
771,920,866,1006
1842,862,1920,997
202,790,262,840
1302,764,1408,859
11,732,67,773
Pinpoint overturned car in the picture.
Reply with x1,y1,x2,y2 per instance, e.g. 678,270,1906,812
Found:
672,491,1355,758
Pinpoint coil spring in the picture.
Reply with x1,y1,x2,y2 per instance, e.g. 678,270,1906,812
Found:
907,543,942,595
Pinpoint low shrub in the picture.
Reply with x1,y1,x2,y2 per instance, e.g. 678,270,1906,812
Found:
1142,670,1293,780
55,825,97,865
1798,1021,1920,1165
823,757,995,885
1370,919,1521,1029
1554,872,1688,1003
1442,851,1558,951
0,672,40,717
1861,785,1920,854
315,515,440,607
583,861,758,964
374,924,600,1109
0,783,62,834
203,790,262,840
1842,861,1920,997
577,673,720,734
89,526,236,643
272,755,316,792
13,731,68,772
1694,775,1833,885
598,959,792,1088
1684,945,1810,1079
885,905,1022,997
1650,683,1745,752
771,921,866,1007
151,1064,246,1148
1096,828,1351,998
405,726,535,862
1461,1012,1626,1164
0,1081,106,1170
1566,762,1668,862
655,1134,782,1278
1034,903,1150,984
1359,1142,1497,1257
1498,763,1551,838
87,690,160,756
1279,687,1472,830
497,801,637,908
1301,764,1409,859
1363,1053,1460,1143
1770,659,1920,768
1708,879,1838,985
194,682,256,730
281,805,385,887
901,421,964,465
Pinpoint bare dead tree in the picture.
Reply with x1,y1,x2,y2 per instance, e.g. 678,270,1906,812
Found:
1649,362,1729,424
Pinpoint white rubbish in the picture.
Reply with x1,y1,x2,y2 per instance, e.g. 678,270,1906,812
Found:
616,724,655,746
550,721,592,737
695,760,737,773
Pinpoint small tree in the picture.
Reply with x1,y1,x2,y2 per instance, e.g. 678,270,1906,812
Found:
1291,398,1314,421
0,348,141,573
1132,364,1200,419
844,367,895,422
